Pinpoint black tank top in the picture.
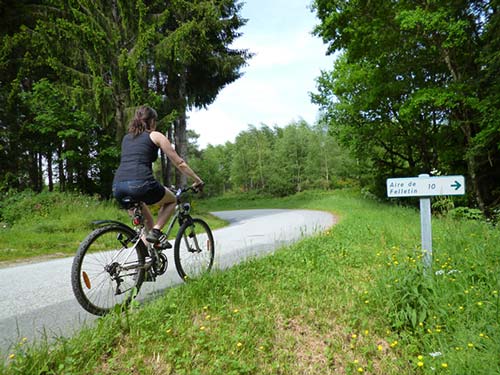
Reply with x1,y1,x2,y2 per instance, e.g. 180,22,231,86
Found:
113,132,159,182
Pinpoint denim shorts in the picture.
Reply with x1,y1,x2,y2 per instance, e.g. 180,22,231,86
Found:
112,179,166,205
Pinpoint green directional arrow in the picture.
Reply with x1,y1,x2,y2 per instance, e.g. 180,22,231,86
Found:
451,181,461,190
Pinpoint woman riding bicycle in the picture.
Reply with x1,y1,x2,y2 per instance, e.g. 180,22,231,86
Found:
112,105,204,248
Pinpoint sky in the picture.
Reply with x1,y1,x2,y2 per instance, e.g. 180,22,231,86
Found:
187,0,334,149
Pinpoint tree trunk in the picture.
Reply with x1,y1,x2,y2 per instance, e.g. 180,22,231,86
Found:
47,152,53,192
58,147,65,191
172,71,188,187
462,123,486,213
174,111,188,187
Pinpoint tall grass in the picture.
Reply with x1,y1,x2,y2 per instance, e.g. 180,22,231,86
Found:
2,190,499,374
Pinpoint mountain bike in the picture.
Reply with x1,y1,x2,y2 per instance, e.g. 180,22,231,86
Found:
71,186,215,316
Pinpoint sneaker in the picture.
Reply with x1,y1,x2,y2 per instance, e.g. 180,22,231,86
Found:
146,229,172,249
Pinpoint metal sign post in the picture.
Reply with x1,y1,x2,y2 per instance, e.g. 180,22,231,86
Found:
386,174,465,272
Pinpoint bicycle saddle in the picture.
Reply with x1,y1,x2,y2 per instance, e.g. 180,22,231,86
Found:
119,196,141,209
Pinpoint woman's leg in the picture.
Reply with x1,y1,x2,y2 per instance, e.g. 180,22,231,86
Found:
140,203,154,231
152,188,176,230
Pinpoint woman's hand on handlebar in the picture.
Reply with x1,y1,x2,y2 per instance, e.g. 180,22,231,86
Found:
192,180,204,193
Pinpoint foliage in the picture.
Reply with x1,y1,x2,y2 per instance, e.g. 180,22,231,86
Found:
189,120,358,197
0,0,250,195
311,0,500,215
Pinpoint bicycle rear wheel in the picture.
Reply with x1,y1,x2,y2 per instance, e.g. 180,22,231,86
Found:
71,224,146,316
174,218,214,281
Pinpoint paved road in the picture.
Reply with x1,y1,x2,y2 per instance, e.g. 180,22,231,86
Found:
0,209,335,354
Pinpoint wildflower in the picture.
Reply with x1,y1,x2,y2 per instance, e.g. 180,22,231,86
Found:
417,362,424,367
233,308,239,313
429,352,442,358
417,355,424,360
479,333,485,338
419,322,424,327
442,363,448,368
357,367,364,373
459,306,464,311
364,300,369,304
237,342,243,348
351,334,358,339
477,302,483,307
203,305,208,310
259,346,264,350
205,315,211,320
377,344,383,351
353,359,359,364
200,326,206,331
166,328,172,333
468,343,474,348
8,354,15,360
364,329,369,335
390,340,398,348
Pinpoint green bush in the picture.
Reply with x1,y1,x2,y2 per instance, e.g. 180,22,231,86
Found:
448,207,484,221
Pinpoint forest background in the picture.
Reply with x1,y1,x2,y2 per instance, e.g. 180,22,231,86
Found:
1,0,499,218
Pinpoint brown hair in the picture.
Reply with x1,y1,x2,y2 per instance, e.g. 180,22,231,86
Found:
128,105,158,136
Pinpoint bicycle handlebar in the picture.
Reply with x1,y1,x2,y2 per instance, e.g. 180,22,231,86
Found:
175,183,204,199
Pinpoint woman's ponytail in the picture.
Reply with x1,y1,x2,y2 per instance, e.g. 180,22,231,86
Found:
128,106,158,136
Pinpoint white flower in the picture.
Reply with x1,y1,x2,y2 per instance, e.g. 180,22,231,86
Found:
429,351,442,357
435,270,445,276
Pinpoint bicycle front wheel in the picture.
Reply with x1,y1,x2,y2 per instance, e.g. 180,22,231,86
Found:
174,218,215,281
71,224,146,316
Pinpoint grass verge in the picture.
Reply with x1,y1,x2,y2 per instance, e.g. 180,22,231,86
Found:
2,190,499,374
0,191,226,265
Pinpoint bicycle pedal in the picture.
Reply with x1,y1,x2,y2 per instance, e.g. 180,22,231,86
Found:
154,240,172,250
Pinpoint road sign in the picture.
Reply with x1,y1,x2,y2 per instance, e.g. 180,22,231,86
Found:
386,174,466,273
387,175,465,198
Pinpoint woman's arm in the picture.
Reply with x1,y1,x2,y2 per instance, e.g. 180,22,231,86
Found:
150,131,203,185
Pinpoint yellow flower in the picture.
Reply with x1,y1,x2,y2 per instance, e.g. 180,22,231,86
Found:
417,355,423,360
477,302,483,307
357,367,364,373
233,308,239,313
468,343,474,348
442,363,448,368
351,334,358,339
479,333,485,338
237,342,243,347
377,345,383,351
390,340,398,348
200,326,205,331
364,330,369,335
417,361,424,367
8,354,15,360
203,305,208,310
205,315,211,320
